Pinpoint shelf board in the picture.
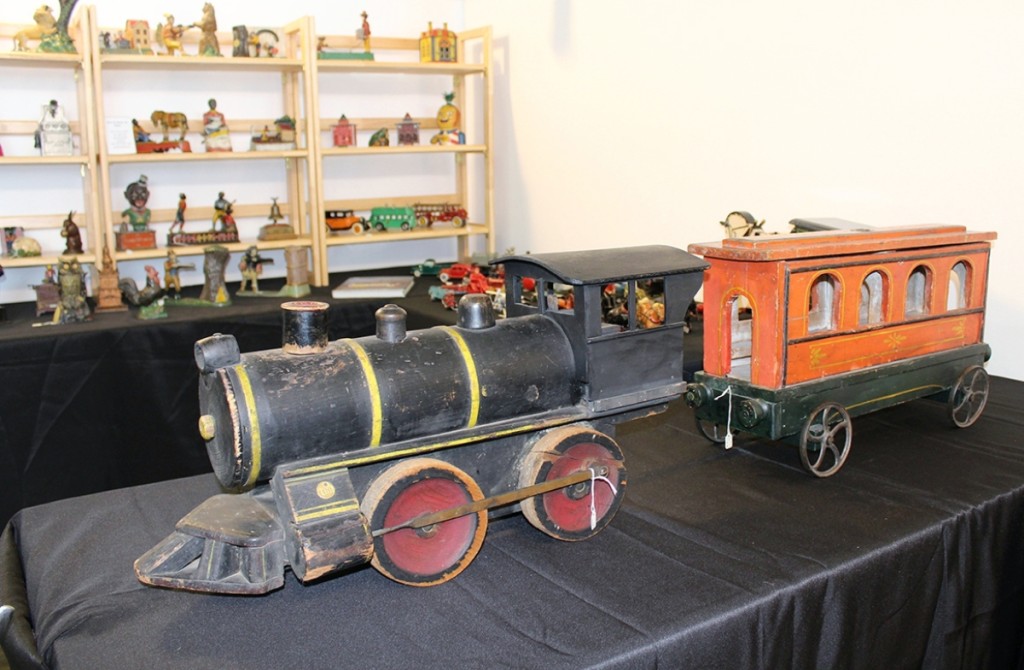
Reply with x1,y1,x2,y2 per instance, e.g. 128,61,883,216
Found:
321,144,486,158
112,236,313,262
106,149,308,164
98,54,304,72
324,223,488,247
0,155,89,166
1,252,97,268
0,51,82,68
316,60,485,76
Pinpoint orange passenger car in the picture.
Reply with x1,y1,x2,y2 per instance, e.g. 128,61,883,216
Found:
684,223,996,477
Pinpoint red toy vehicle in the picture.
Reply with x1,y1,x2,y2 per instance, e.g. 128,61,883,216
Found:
438,262,475,283
414,203,467,228
685,223,996,477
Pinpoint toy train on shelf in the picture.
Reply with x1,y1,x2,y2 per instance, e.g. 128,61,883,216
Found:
136,224,995,595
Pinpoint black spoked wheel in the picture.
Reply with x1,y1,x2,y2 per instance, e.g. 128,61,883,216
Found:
948,365,989,428
799,402,852,478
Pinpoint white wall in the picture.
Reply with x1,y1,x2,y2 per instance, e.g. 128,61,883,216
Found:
3,1,1022,381
465,0,1024,381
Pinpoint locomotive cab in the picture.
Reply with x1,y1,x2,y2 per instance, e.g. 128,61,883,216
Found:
497,246,708,414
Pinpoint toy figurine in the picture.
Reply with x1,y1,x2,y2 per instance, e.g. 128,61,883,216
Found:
14,3,78,53
192,3,221,56
170,193,187,234
396,113,420,146
150,110,189,143
119,266,167,319
369,128,389,147
155,14,187,56
168,192,237,246
121,175,151,231
14,5,58,51
60,211,83,254
249,116,296,151
359,11,371,52
35,100,73,156
419,22,457,63
431,92,465,145
94,246,127,312
5,227,42,257
118,175,157,251
212,192,236,232
237,245,273,294
202,99,232,152
53,255,90,324
332,115,356,147
198,245,231,304
163,250,195,298
132,119,150,143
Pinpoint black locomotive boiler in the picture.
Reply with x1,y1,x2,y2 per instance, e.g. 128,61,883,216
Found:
136,246,707,594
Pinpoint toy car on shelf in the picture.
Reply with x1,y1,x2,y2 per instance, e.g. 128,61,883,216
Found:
325,209,366,234
439,262,475,284
368,206,417,232
411,258,442,277
414,203,467,228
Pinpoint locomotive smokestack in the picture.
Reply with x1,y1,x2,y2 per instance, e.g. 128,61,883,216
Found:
376,304,407,343
457,293,496,329
281,301,330,354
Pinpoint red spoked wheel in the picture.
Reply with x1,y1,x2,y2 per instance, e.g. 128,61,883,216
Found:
361,458,487,586
519,425,626,541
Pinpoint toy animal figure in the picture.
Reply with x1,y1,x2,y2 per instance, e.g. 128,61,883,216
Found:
60,211,83,254
13,5,58,51
150,111,188,142
369,128,389,146
192,3,220,56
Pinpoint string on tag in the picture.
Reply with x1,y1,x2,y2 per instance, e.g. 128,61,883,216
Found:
714,386,735,450
589,467,618,530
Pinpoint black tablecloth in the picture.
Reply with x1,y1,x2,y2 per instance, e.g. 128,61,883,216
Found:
2,377,1023,669
0,273,454,529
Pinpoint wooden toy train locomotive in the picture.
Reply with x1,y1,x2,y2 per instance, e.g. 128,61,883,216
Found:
137,225,996,594
136,246,708,594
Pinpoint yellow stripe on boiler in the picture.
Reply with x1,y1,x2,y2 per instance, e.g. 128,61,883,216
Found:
234,365,263,489
344,339,383,447
440,326,480,428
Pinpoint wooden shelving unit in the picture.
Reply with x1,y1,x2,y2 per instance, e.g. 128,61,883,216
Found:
308,21,494,284
88,6,317,281
0,14,102,284
2,9,493,298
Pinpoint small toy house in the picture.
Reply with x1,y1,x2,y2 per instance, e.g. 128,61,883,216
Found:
396,113,420,146
125,20,152,52
332,115,356,148
419,22,457,63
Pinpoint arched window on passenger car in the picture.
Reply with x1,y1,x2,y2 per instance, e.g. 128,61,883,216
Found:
905,265,932,317
808,273,839,333
947,261,970,310
859,270,887,325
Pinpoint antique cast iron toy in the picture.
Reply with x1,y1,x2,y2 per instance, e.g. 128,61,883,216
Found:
136,246,707,594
